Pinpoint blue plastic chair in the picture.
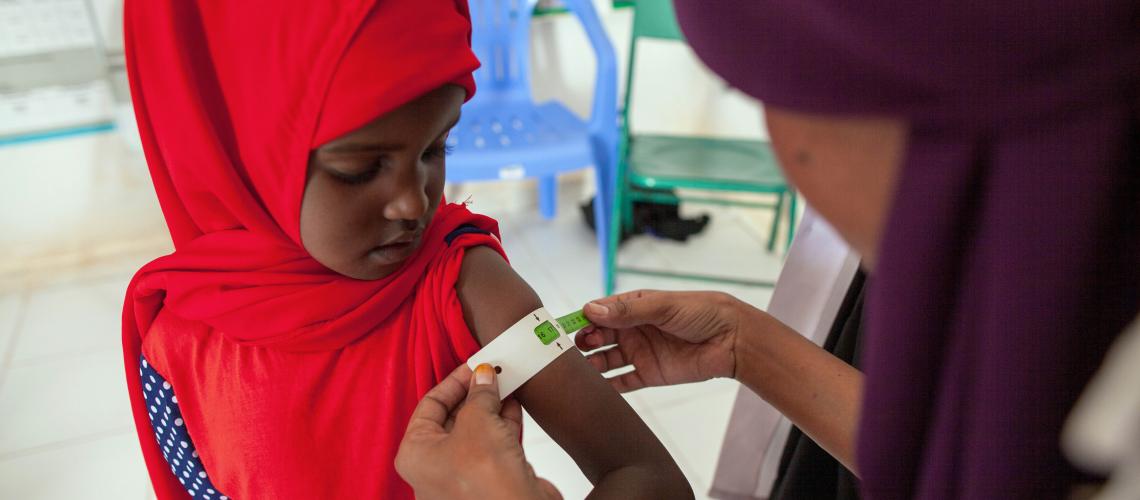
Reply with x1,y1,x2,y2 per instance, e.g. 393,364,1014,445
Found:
448,0,619,288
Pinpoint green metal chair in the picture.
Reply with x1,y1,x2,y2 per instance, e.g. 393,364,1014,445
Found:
606,0,796,294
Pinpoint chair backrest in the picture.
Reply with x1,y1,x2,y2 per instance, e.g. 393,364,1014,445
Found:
467,0,539,103
622,0,686,136
632,0,684,41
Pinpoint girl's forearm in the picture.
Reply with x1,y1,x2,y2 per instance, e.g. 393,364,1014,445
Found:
733,306,864,475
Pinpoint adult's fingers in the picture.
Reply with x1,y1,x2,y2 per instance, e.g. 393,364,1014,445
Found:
584,345,628,373
584,289,678,330
606,369,647,393
461,363,503,416
407,363,472,430
583,347,651,392
574,326,619,351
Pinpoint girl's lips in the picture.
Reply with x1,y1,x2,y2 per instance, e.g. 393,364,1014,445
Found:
368,237,419,263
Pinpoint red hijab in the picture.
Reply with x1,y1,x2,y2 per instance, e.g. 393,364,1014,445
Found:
122,1,502,497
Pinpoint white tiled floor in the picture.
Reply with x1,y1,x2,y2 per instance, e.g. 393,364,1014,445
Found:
0,162,789,499
9,277,130,365
0,432,152,499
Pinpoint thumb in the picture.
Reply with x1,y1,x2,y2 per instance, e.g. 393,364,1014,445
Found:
462,363,502,415
584,290,675,329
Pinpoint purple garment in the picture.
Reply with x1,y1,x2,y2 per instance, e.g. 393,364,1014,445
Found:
673,1,1140,498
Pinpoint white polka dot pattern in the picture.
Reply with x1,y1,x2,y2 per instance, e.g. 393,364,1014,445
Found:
141,356,229,499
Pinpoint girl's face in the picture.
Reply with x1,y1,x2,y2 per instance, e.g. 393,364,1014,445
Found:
300,85,464,280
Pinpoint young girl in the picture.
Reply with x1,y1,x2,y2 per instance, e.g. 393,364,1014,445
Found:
121,1,690,498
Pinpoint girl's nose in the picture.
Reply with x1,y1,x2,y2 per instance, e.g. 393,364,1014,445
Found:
383,169,429,221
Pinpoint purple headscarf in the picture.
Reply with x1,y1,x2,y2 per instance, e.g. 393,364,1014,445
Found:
674,1,1140,498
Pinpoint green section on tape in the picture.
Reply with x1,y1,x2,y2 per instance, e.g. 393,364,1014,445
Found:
556,310,592,334
533,321,560,345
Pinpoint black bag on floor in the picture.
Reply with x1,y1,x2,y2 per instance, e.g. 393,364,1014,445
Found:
580,188,710,245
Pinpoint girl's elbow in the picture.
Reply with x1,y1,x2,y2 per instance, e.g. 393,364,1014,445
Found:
660,465,695,499
628,461,694,499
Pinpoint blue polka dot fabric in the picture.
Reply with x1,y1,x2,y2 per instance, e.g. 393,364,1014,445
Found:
140,356,229,499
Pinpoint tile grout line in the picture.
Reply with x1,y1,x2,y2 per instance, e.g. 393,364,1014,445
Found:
729,204,781,251
0,289,30,391
627,392,717,493
510,217,580,312
0,425,136,462
642,389,739,496
618,205,748,280
19,265,140,302
7,344,125,370
616,235,673,275
141,476,157,500
638,205,785,286
1,243,166,295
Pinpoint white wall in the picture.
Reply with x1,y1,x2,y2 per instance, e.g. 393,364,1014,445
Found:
88,0,124,53
530,4,766,138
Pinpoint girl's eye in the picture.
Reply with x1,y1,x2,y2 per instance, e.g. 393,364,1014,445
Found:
423,143,454,161
327,166,379,186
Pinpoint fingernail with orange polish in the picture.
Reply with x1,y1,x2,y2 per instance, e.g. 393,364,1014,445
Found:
475,363,494,385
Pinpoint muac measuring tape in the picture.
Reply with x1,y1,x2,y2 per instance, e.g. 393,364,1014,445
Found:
466,308,591,399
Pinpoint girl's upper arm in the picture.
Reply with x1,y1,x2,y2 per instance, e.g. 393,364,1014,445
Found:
456,246,689,497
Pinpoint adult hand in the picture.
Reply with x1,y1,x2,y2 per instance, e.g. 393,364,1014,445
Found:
577,289,752,392
581,290,864,474
396,363,562,500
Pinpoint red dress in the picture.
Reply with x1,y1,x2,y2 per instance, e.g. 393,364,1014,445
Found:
135,208,504,499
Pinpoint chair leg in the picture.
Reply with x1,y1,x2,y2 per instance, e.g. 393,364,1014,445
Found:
766,191,785,253
617,159,634,232
538,175,557,220
786,190,798,250
606,155,632,294
621,186,635,232
605,174,622,295
595,183,615,295
594,149,618,295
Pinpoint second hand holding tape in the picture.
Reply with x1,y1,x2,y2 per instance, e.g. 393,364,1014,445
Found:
466,308,591,399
